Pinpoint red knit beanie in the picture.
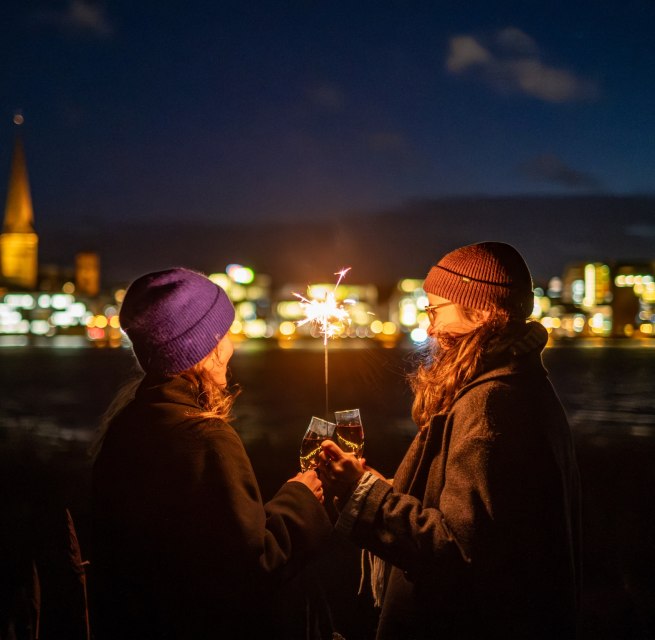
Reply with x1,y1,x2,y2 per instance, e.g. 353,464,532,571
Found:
423,242,534,318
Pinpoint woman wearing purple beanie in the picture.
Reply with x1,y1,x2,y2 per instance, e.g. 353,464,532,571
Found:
318,242,582,639
90,268,332,639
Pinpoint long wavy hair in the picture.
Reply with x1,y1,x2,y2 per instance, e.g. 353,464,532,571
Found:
88,341,239,459
181,353,240,421
410,304,526,429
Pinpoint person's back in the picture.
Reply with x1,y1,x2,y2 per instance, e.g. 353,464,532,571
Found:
91,387,258,637
90,268,331,639
434,347,581,637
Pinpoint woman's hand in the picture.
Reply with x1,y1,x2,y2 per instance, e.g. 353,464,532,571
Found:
288,469,325,504
317,440,366,501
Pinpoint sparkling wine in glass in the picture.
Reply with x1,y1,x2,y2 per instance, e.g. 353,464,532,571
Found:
334,408,365,458
299,416,336,471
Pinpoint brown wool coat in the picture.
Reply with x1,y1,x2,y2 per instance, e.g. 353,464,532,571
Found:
351,346,582,639
91,375,332,640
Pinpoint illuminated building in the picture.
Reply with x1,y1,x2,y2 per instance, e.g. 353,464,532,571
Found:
0,120,113,343
75,252,101,297
0,291,92,341
208,265,274,339
613,263,655,338
543,261,655,339
581,262,612,337
387,278,428,344
552,262,608,337
0,121,38,290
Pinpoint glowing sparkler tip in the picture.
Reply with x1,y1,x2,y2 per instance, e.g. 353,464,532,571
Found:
293,268,354,340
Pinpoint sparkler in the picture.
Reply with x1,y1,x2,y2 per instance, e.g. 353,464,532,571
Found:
294,268,353,418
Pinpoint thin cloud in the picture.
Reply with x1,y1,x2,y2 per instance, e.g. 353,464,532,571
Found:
36,0,113,38
445,36,491,73
495,27,539,56
446,28,597,103
520,154,603,189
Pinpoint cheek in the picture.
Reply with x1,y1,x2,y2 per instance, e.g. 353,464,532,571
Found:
438,314,479,336
434,310,461,331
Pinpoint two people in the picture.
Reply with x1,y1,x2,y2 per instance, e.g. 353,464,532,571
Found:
92,240,582,639
90,268,332,639
317,241,582,639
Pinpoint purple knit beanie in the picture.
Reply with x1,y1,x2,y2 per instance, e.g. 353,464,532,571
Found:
423,242,534,318
119,268,235,375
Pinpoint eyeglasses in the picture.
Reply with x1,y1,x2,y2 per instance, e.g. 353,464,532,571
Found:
423,302,454,324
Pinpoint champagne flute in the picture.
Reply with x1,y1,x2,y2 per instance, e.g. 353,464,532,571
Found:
299,416,336,471
334,408,365,458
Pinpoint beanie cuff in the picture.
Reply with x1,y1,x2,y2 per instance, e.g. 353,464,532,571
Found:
424,265,515,311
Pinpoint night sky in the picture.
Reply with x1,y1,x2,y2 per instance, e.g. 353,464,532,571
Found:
1,1,655,284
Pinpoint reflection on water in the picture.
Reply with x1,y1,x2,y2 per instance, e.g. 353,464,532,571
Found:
542,345,655,446
1,341,654,446
1,343,654,493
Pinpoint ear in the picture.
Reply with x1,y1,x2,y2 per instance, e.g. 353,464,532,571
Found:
216,335,230,360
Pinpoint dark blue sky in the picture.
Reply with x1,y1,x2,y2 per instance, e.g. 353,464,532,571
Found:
1,1,654,282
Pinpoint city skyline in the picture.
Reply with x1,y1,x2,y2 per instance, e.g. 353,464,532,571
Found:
2,133,653,344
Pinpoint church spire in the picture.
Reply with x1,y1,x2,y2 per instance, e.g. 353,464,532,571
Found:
3,116,35,233
1,114,39,289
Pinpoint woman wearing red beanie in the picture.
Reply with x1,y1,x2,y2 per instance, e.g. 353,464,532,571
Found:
91,268,332,639
318,242,582,639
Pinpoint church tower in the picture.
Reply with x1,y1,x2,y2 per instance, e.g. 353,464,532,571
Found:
1,116,38,289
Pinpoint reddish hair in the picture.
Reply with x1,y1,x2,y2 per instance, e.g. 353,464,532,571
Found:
410,305,523,428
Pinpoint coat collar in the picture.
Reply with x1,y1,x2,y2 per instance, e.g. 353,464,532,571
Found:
453,323,549,405
136,373,201,411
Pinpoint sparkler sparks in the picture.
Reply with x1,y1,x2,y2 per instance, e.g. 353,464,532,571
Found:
294,267,353,345
294,268,354,417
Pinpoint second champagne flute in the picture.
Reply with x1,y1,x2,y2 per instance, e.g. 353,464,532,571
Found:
334,408,364,458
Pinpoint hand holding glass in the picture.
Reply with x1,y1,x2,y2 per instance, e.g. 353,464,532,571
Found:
299,416,336,471
334,408,365,458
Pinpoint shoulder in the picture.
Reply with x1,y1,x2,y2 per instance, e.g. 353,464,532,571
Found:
183,417,244,448
140,412,249,466
174,418,255,480
455,352,547,412
449,375,526,441
453,375,514,414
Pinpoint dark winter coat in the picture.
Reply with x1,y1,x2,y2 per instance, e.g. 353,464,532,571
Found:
343,330,582,639
91,374,332,639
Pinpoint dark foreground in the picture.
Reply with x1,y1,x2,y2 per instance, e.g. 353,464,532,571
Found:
1,341,654,639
